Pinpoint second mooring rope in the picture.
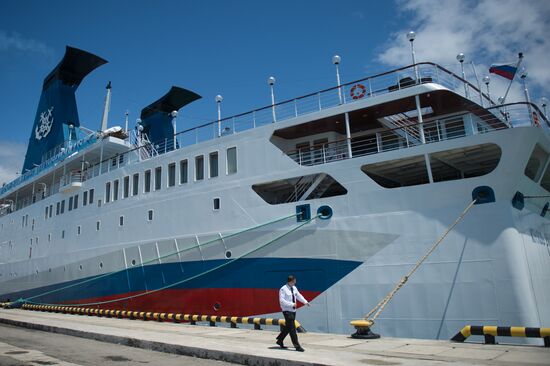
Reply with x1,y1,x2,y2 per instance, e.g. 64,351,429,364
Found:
363,199,477,325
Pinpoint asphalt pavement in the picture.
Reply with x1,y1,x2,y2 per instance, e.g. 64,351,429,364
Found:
0,323,233,366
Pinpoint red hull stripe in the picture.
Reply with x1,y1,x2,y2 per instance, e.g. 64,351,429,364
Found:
62,288,321,316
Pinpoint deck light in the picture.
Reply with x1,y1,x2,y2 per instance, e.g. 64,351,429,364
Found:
268,77,276,122
333,55,343,104
407,31,418,80
215,95,223,137
541,97,548,117
171,111,178,148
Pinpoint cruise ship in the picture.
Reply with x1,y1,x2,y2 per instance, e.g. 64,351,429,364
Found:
1,46,549,341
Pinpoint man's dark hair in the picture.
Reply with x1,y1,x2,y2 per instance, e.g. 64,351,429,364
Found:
287,275,295,283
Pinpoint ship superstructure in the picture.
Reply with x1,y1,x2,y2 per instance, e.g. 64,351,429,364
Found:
1,46,549,341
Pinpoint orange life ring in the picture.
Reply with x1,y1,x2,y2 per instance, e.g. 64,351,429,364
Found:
533,112,541,127
350,84,367,100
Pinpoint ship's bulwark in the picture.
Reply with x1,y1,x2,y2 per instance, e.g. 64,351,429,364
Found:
4,258,361,315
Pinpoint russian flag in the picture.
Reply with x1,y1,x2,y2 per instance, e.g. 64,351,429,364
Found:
489,63,517,80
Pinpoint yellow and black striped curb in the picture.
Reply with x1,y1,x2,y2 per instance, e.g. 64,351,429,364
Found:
21,304,305,332
451,325,550,347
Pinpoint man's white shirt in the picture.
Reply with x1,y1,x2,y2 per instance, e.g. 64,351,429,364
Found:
279,284,308,312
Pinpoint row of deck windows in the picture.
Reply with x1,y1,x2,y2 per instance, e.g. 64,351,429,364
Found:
104,147,237,203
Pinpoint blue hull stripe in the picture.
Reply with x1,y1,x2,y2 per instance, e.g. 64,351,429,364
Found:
2,258,362,304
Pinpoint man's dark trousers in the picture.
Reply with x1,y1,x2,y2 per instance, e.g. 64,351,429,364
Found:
277,311,299,347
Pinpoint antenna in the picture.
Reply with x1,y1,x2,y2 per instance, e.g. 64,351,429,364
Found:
124,110,129,133
100,81,112,132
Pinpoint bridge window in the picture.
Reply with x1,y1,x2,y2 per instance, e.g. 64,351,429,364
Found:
123,176,129,198
180,160,188,184
74,194,78,209
89,189,94,204
195,155,204,181
60,200,65,214
83,191,88,206
105,182,111,203
132,173,139,196
154,167,162,190
113,179,119,201
227,147,237,174
209,152,219,178
168,163,176,187
68,196,73,211
144,170,151,193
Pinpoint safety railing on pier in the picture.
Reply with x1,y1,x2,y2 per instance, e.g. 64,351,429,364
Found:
286,102,548,166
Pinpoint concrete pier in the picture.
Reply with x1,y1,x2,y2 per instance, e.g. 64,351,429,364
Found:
1,309,549,366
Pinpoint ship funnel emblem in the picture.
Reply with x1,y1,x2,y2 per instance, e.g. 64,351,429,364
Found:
35,106,54,140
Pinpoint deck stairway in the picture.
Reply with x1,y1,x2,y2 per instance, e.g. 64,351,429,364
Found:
378,113,422,145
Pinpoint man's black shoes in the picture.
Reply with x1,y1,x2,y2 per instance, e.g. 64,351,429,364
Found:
276,340,288,349
295,346,305,352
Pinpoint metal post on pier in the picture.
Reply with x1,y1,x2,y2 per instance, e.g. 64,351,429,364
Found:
268,77,276,122
344,113,353,158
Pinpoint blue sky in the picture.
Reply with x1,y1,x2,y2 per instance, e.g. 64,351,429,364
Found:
1,0,549,182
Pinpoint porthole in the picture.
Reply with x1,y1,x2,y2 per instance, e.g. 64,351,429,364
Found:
131,259,136,266
79,264,83,271
99,262,104,269
213,302,221,311
317,205,333,220
48,268,51,273
225,250,232,259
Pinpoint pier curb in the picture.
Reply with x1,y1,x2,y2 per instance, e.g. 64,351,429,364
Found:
0,315,322,366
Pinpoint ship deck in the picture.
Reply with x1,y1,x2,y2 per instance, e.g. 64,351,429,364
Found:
1,309,548,365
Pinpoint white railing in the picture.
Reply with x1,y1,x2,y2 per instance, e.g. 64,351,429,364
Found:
286,103,548,166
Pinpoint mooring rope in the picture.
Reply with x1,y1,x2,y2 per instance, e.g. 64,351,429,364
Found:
23,214,319,307
16,212,299,305
362,199,477,325
523,195,550,199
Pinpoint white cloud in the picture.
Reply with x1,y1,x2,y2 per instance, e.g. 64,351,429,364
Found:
0,30,53,56
378,0,550,104
0,141,26,186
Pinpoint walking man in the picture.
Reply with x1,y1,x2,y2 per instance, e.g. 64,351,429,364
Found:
276,275,310,352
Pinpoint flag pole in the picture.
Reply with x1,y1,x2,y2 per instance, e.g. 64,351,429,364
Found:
501,52,524,104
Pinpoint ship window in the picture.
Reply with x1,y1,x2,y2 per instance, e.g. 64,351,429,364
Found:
155,167,162,190
168,163,176,187
89,189,94,204
525,144,549,182
180,160,188,184
74,194,78,209
147,209,154,221
430,144,501,182
227,147,237,175
123,176,129,198
96,221,101,231
61,230,65,239
252,173,348,204
195,156,204,181
144,170,151,193
113,179,119,201
105,182,111,203
119,215,124,226
49,204,52,218
60,200,65,214
97,199,102,208
361,155,429,188
44,206,48,220
213,197,220,210
48,233,51,242
132,173,139,196
83,191,88,206
119,154,124,165
209,152,219,178
68,196,73,211
77,226,81,236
